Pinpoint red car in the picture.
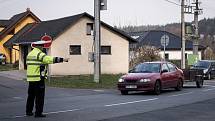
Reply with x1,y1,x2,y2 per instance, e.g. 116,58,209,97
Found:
118,61,184,95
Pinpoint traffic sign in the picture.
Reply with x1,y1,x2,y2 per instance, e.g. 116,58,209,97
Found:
188,54,199,65
41,35,52,48
160,35,169,47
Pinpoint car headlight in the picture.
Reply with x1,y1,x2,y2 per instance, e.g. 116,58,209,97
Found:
139,79,151,83
118,78,124,83
203,69,208,74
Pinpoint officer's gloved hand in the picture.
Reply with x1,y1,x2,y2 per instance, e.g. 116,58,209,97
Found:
63,58,69,62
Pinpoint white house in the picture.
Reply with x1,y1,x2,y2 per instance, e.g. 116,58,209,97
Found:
129,30,205,61
9,12,136,75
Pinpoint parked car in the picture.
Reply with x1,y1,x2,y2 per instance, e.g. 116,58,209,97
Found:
0,53,6,64
118,61,184,95
191,60,215,80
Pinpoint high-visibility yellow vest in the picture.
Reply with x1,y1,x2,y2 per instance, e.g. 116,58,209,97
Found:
26,48,54,81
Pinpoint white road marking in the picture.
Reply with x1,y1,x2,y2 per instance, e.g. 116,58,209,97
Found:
43,109,80,114
14,115,26,118
168,92,193,97
202,88,215,92
12,97,23,100
93,90,105,92
14,109,80,118
105,98,158,107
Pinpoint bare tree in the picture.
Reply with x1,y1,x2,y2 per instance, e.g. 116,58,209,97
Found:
130,46,161,68
204,47,215,60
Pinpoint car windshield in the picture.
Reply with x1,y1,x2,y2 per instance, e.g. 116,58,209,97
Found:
131,63,161,73
193,61,210,69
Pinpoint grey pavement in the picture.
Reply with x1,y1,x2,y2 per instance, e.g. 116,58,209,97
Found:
100,98,215,121
0,75,215,121
0,70,26,80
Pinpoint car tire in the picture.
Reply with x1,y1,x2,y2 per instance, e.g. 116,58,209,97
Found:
154,81,161,95
120,90,128,95
207,73,211,80
175,79,183,91
196,76,204,88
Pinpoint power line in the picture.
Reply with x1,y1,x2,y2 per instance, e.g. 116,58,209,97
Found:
164,0,181,6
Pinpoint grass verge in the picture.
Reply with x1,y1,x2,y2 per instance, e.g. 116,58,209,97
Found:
46,74,122,89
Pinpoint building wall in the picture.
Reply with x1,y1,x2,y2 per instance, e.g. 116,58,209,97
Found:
12,45,19,63
0,35,13,63
0,16,36,63
159,50,202,60
49,17,129,75
19,46,24,70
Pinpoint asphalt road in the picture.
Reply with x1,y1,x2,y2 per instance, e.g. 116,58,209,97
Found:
0,76,215,121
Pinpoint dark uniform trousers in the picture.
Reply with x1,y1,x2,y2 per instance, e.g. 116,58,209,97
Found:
26,79,45,115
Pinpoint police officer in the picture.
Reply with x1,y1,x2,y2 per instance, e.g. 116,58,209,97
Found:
26,40,68,118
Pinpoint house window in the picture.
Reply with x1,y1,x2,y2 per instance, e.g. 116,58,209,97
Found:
165,53,169,60
86,23,93,35
101,46,111,55
70,45,81,55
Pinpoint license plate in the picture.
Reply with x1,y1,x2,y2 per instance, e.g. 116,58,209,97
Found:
126,85,137,89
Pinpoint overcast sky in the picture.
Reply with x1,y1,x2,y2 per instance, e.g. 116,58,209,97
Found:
0,0,214,26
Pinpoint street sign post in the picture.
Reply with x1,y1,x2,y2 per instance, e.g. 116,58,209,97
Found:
160,35,169,60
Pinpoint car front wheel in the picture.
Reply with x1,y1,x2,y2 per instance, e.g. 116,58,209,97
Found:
207,73,211,80
175,79,183,91
154,81,161,95
120,90,128,95
196,76,204,88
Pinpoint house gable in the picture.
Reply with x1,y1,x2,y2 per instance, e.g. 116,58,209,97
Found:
0,8,41,63
49,16,130,75
0,8,41,42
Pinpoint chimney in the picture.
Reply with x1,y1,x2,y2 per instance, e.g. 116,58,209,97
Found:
26,8,30,11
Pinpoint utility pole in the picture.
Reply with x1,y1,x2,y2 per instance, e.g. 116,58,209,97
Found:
94,0,101,83
181,0,186,69
94,0,107,83
181,0,202,67
193,0,201,55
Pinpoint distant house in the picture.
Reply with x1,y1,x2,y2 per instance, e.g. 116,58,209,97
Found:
0,8,41,64
9,12,136,75
129,30,205,61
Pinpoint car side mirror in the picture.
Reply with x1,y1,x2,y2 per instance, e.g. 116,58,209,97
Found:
129,69,134,73
161,69,168,74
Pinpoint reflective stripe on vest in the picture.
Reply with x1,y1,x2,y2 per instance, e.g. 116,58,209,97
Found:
27,48,43,81
26,48,54,82
27,75,41,78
